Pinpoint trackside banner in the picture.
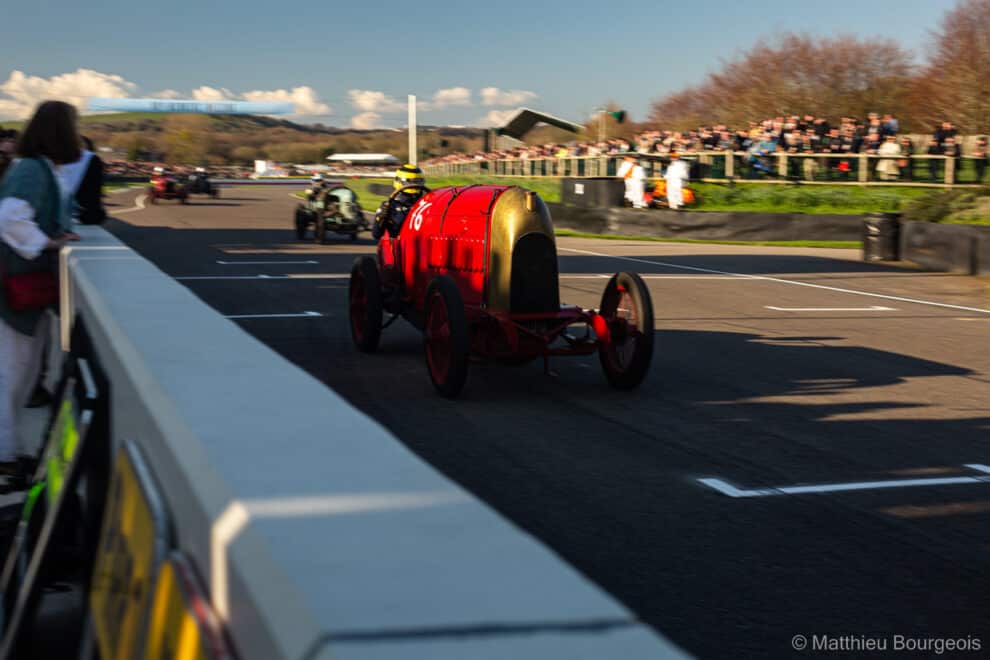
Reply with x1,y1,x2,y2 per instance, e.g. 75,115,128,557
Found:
87,97,294,115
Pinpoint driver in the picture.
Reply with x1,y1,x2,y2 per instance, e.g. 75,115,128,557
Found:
373,164,427,239
307,173,325,201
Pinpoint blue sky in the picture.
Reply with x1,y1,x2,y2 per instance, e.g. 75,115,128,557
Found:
1,0,958,127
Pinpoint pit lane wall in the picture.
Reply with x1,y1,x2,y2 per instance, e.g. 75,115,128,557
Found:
60,225,690,660
899,221,990,275
548,203,864,242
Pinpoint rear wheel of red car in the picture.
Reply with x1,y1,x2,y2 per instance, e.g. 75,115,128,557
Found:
597,272,654,389
424,276,469,398
147,188,157,205
349,256,383,353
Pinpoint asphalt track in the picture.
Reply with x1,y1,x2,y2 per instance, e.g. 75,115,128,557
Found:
105,187,990,659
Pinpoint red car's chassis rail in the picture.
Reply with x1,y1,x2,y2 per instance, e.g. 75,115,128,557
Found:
475,305,616,359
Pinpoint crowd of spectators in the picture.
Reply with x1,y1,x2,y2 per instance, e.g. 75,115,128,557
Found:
102,160,253,179
425,113,989,182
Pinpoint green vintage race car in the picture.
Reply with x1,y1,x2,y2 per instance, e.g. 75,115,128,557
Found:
294,184,369,242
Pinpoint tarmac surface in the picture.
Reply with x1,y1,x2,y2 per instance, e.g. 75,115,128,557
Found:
105,186,990,659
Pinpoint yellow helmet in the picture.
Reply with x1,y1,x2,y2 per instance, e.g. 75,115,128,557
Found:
393,163,425,190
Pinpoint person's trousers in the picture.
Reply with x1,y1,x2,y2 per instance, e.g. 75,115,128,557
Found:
667,182,683,209
0,315,49,461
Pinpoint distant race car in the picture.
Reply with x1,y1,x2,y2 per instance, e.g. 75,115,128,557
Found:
147,170,188,204
295,184,368,242
186,169,219,198
349,184,655,397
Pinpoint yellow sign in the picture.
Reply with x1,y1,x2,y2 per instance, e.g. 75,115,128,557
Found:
89,446,168,660
144,554,230,660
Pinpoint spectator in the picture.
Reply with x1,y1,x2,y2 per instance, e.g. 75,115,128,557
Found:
926,138,943,182
935,121,957,147
72,136,107,225
897,136,914,181
973,137,988,183
876,135,901,181
882,114,899,136
0,101,82,481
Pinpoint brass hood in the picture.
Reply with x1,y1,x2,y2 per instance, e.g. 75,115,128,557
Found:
486,187,559,313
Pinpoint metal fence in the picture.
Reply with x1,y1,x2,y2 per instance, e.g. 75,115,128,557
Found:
423,153,988,186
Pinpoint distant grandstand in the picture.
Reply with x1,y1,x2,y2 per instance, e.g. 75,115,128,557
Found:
326,153,400,166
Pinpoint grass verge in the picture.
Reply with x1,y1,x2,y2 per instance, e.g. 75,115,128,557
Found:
688,182,929,215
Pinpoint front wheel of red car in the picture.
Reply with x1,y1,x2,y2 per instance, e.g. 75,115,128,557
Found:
349,256,383,353
597,272,654,389
424,276,469,398
147,188,157,205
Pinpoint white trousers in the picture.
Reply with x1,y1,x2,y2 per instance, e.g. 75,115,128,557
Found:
667,180,684,209
0,315,48,461
624,179,646,208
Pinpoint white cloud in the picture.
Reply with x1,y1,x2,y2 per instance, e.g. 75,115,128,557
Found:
242,86,330,116
191,85,235,102
349,89,405,114
150,89,182,99
424,87,472,110
477,109,517,127
0,68,330,120
349,87,473,114
350,111,383,130
480,87,537,107
0,68,138,119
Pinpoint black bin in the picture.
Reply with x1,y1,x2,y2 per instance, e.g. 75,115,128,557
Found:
863,213,901,262
560,177,624,208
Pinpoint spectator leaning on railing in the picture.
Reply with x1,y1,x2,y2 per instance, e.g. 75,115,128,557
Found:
0,101,83,481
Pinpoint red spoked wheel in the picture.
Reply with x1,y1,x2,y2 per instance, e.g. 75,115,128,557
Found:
349,256,383,352
424,276,469,398
597,272,654,389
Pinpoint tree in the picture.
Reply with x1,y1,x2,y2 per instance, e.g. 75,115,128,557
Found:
230,146,261,165
648,34,914,129
908,0,990,133
161,114,212,164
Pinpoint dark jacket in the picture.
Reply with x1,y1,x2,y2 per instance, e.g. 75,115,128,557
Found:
75,154,106,224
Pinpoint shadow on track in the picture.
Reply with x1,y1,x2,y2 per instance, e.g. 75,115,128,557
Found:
299,326,989,660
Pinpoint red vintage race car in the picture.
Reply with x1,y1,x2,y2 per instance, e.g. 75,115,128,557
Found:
147,172,188,204
348,184,655,398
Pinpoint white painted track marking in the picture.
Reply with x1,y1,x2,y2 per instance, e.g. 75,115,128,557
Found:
765,306,897,312
699,464,990,498
560,274,741,280
177,274,348,280
177,273,739,282
560,247,990,315
216,260,319,265
226,311,323,319
112,194,147,215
